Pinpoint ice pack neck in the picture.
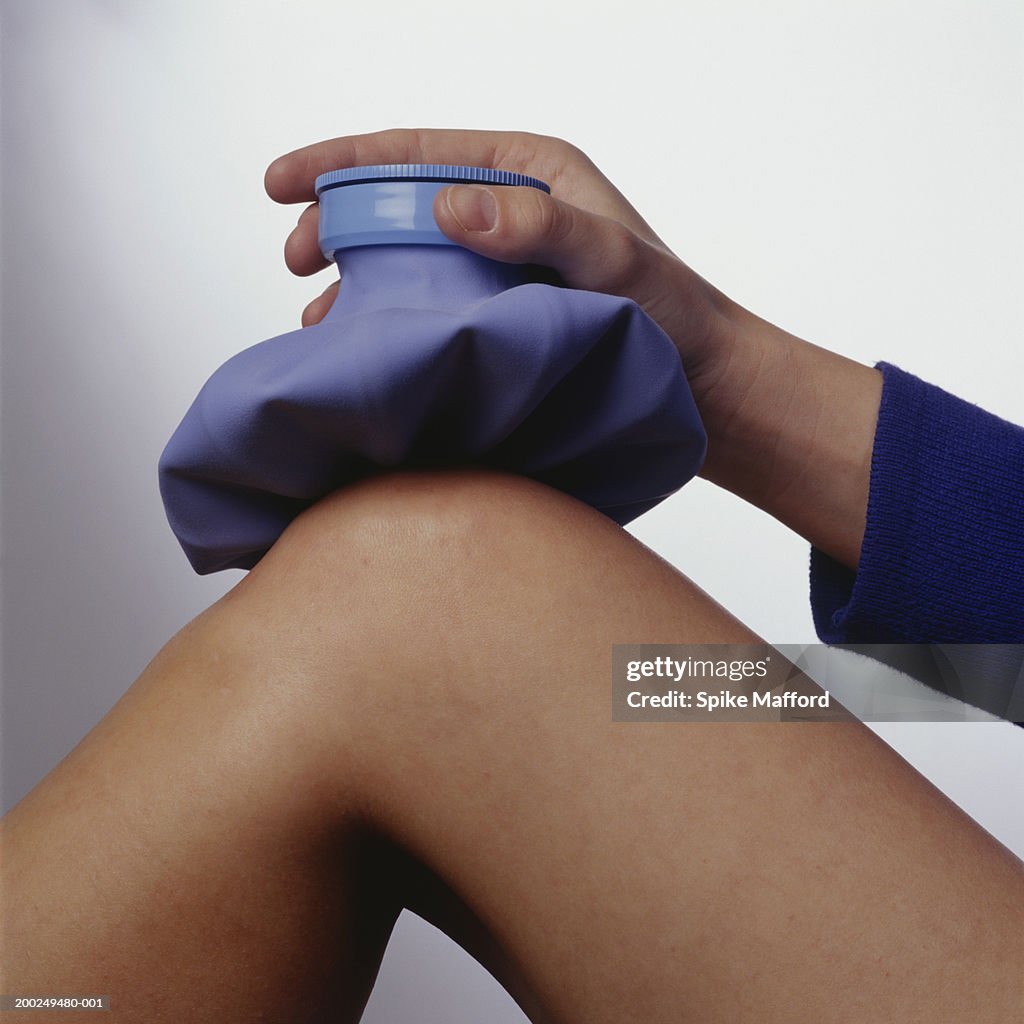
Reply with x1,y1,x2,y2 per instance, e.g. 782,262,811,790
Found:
315,162,550,254
314,164,542,315
159,164,707,574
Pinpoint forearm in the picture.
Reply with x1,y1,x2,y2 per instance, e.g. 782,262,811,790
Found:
694,301,883,570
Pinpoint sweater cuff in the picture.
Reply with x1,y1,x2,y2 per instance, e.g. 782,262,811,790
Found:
810,363,1024,644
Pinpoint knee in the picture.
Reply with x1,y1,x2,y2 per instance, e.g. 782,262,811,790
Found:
186,471,620,780
175,469,735,820
243,469,621,624
206,469,616,680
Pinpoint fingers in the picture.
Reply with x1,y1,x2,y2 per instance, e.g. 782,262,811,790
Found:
270,128,698,337
269,128,563,280
265,128,545,205
285,202,327,277
296,182,696,337
268,128,668,286
302,279,339,327
434,183,673,307
266,127,655,235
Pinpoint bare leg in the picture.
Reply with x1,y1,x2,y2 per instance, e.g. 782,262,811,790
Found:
3,471,1022,1023
0,572,403,1021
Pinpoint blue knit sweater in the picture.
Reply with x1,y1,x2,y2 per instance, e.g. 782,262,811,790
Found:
809,363,1023,721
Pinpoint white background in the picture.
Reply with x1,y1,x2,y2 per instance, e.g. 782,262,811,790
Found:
2,2,1022,1021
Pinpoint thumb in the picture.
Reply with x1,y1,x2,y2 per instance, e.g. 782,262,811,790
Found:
434,184,670,305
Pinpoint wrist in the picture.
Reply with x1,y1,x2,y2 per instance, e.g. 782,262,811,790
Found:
693,304,883,569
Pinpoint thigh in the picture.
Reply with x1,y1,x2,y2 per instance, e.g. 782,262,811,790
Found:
256,471,1023,1024
0,585,400,1024
4,470,1021,1024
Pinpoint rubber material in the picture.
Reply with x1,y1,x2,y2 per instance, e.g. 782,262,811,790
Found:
159,168,707,574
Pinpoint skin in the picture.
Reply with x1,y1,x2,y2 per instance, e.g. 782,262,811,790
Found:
265,128,884,569
2,130,1020,1022
3,472,1022,1024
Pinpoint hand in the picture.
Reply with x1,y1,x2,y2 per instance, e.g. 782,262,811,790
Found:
265,129,735,391
265,129,882,569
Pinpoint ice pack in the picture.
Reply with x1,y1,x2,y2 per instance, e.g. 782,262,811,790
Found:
159,165,706,573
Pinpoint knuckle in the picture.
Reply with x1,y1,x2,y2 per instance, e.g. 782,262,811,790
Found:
494,189,559,261
535,193,579,253
554,136,588,163
508,132,591,186
528,131,583,161
381,126,418,150
533,191,569,245
595,224,647,294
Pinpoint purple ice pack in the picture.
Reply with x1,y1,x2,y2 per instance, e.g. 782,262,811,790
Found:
159,165,706,573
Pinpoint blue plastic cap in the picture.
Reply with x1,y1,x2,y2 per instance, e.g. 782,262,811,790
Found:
314,164,550,259
314,164,551,194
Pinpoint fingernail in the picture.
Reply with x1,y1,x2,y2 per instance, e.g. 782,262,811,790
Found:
444,185,497,232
